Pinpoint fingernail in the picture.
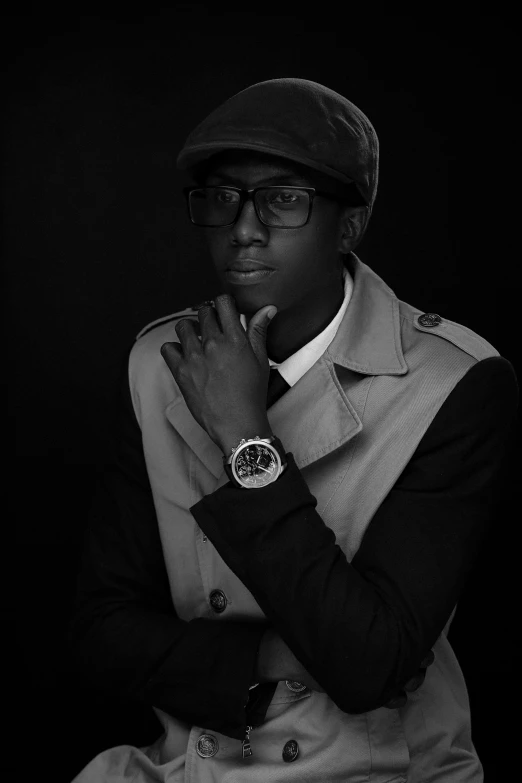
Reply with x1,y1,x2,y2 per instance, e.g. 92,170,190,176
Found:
385,692,407,709
421,650,435,667
404,673,425,692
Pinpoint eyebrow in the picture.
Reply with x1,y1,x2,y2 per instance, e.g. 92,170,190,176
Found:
207,172,311,187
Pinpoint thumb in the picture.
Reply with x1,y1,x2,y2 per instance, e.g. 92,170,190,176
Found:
247,306,277,362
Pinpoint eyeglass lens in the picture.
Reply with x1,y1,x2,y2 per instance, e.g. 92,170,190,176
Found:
189,187,311,227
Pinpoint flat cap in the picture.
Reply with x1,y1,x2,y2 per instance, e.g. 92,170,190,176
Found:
176,78,379,214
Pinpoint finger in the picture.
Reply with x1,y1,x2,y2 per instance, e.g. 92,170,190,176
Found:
403,671,426,693
193,300,214,337
213,293,243,338
193,299,215,310
160,341,183,374
247,305,277,335
174,318,202,353
421,650,435,668
246,305,276,366
196,302,221,341
384,691,407,709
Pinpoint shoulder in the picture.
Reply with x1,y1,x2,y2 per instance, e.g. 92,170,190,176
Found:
128,302,205,388
395,299,519,420
409,354,518,479
131,301,207,356
134,303,205,342
398,300,500,368
436,354,518,422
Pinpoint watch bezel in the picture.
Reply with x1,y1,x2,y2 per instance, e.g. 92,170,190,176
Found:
231,439,282,489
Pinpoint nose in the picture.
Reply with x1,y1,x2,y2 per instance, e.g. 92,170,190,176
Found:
230,198,269,245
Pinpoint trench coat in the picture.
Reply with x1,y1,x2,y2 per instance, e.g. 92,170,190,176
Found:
71,253,518,782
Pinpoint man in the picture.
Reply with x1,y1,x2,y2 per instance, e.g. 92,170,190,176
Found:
70,78,518,782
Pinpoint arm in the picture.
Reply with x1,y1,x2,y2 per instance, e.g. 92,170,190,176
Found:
255,627,322,689
68,347,269,741
190,356,519,714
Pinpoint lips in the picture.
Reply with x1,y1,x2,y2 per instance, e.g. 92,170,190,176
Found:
227,259,274,272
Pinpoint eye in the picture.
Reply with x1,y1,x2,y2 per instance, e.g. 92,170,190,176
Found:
215,188,239,204
268,190,299,204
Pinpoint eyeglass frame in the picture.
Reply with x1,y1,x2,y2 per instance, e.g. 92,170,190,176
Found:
182,185,351,228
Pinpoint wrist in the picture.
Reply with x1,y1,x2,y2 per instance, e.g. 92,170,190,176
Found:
255,628,303,684
255,629,325,692
216,422,274,458
255,628,278,683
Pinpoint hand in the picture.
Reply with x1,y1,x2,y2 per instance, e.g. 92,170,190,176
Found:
160,294,277,453
384,649,435,708
255,629,326,693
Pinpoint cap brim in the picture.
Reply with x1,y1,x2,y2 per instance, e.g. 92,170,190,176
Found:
176,141,356,189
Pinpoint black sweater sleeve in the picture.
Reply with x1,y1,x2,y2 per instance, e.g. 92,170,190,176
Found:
68,346,269,741
190,356,519,714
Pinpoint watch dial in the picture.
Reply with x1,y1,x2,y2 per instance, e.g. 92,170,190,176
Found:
235,444,278,487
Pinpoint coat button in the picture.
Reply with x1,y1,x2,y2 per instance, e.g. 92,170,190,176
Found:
196,733,219,758
417,312,442,328
285,680,307,693
209,589,228,613
282,739,299,762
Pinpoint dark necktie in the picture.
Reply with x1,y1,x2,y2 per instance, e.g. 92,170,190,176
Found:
267,367,291,409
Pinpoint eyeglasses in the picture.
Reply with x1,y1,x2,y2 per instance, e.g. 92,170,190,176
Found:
183,185,341,228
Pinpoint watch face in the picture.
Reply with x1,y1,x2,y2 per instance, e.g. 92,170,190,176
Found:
234,443,279,487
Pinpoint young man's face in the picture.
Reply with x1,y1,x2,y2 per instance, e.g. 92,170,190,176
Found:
200,150,351,321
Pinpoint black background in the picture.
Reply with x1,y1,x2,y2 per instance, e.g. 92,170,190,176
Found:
3,8,519,780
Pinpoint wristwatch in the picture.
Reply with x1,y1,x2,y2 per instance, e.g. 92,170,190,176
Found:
223,435,288,489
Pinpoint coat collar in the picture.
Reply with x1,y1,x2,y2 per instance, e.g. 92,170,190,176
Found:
166,253,408,481
328,253,408,376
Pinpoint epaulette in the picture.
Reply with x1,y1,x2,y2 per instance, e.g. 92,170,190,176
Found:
135,302,207,341
413,311,498,361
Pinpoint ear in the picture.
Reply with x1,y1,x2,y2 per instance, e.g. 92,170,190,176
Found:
338,206,370,253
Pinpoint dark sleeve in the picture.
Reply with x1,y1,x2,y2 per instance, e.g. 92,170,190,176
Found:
190,356,519,714
68,345,268,741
